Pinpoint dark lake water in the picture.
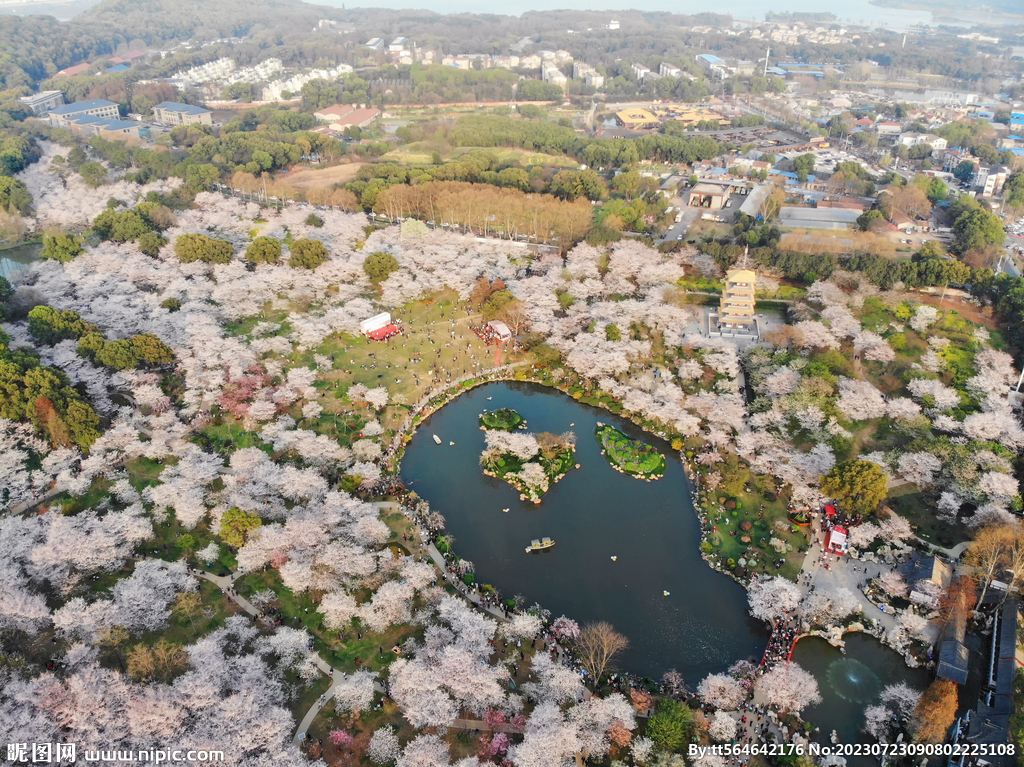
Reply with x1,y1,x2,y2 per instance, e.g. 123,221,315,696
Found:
792,633,929,756
401,380,769,680
0,241,41,281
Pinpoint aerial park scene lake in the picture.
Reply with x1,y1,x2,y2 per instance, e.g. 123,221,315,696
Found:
402,378,942,747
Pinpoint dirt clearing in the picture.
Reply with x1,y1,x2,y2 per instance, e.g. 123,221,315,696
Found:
286,163,365,189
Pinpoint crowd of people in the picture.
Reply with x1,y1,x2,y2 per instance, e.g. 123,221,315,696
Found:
759,617,799,671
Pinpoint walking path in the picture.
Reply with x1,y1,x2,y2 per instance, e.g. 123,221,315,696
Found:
798,517,899,635
185,499,519,749
190,566,382,747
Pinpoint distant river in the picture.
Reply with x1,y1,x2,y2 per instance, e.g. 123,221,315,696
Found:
400,381,768,680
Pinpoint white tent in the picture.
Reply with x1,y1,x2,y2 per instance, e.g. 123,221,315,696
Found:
360,313,391,335
487,320,512,340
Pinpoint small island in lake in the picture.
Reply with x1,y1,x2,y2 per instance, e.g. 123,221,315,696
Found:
595,423,666,480
479,430,576,502
479,407,525,431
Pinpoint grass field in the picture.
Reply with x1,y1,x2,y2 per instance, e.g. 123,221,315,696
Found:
379,144,579,168
285,163,366,190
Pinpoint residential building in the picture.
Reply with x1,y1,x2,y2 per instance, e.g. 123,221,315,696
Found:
365,38,385,52
573,62,604,89
175,57,235,86
719,268,757,329
322,106,381,130
875,121,902,137
898,132,947,150
607,19,620,29
389,37,408,52
48,99,120,128
519,54,542,69
615,108,660,130
696,53,728,79
153,102,212,126
18,90,65,115
56,62,92,77
541,64,567,88
659,63,682,78
976,165,1008,197
62,114,141,139
631,63,651,82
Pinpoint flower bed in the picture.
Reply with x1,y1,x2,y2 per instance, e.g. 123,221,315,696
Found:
595,423,666,480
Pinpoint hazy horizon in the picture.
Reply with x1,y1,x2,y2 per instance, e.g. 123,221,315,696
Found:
308,0,1019,28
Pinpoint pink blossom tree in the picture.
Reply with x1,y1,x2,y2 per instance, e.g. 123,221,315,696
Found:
756,662,821,714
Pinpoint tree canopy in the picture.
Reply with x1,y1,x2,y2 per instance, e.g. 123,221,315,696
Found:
245,236,282,265
174,233,234,264
288,238,328,270
820,460,889,516
363,251,399,283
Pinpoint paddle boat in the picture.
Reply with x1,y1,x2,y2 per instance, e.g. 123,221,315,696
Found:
525,537,555,553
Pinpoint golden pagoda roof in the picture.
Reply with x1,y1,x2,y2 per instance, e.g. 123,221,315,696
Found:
726,268,757,282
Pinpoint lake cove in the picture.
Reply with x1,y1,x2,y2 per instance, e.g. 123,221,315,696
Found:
401,380,769,679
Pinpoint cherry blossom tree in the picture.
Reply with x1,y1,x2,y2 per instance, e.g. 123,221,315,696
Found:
878,571,909,598
847,522,881,549
507,701,582,767
708,711,739,742
978,471,1019,503
747,575,802,624
523,651,585,704
551,616,580,642
368,725,402,765
696,673,747,710
879,514,914,543
398,733,451,767
756,662,821,714
836,378,887,421
333,669,377,713
897,612,930,642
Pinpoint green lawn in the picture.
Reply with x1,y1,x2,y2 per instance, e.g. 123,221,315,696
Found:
378,143,578,168
887,484,966,548
596,424,666,479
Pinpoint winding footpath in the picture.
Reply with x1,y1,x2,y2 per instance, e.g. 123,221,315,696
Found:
187,500,515,748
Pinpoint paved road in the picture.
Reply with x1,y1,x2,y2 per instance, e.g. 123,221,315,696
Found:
658,206,699,244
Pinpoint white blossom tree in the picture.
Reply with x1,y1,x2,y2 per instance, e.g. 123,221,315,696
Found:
756,662,822,714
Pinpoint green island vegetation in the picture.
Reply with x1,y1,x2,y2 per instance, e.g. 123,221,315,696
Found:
595,423,666,479
479,407,525,431
479,430,577,503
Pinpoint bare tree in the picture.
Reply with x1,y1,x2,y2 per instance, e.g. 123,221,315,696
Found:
1002,529,1024,604
964,524,1013,608
576,621,629,685
497,299,531,337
